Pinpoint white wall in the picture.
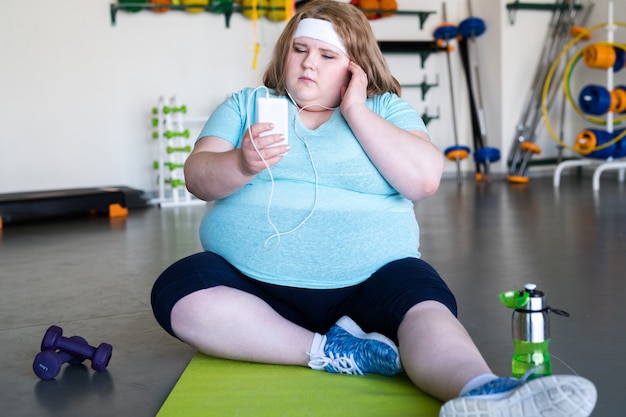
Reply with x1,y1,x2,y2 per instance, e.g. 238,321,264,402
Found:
0,0,622,195
0,0,284,194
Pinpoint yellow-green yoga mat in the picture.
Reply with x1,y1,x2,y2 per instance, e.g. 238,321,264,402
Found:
157,353,442,417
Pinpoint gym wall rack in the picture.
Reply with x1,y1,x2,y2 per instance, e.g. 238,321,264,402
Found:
506,1,584,25
378,41,447,69
109,2,436,29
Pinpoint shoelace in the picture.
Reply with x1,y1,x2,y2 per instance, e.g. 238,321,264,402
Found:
308,352,364,375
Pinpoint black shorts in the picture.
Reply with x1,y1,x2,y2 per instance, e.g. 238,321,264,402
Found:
151,252,457,344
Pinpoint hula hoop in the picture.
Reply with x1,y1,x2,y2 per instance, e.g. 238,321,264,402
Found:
541,21,626,154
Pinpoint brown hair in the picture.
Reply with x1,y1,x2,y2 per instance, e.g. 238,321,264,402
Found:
263,0,401,97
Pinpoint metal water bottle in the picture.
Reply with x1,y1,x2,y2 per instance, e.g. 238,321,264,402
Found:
499,283,569,379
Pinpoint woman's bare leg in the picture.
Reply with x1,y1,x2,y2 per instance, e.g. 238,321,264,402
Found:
398,300,493,401
170,286,314,366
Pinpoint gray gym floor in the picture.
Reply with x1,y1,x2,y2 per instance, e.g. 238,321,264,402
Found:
1,175,623,416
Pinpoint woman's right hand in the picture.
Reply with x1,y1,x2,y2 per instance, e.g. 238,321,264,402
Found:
183,124,290,202
239,123,290,176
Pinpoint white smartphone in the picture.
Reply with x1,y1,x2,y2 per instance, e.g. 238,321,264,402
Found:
257,97,288,147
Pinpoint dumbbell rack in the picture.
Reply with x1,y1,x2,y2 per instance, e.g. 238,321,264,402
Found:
152,96,206,207
553,1,626,191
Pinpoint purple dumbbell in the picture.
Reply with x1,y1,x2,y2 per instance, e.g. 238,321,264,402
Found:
33,335,88,380
41,325,112,372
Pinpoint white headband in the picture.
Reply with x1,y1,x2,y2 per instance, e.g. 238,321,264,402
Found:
293,18,347,56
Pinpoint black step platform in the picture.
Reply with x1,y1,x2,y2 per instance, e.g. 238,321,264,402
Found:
0,186,150,225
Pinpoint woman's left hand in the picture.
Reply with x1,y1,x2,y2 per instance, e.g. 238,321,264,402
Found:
339,61,368,116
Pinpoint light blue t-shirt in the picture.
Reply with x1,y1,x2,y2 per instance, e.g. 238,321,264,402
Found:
197,87,429,289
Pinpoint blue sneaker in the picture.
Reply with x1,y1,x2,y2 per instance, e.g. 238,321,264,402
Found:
439,374,597,417
308,316,402,376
